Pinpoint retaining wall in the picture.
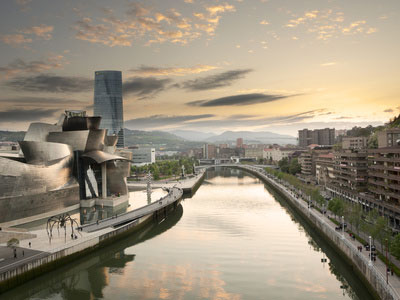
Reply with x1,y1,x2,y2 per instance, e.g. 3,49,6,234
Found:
0,190,182,293
241,166,398,300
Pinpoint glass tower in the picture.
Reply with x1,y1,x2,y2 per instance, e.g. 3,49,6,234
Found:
94,70,124,148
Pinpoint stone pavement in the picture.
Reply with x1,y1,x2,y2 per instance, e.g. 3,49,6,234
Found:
0,246,47,274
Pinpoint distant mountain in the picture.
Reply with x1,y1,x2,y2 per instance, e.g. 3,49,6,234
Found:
170,130,216,141
205,130,297,145
124,129,203,150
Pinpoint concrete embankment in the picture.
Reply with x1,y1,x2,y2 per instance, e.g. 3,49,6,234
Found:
0,187,183,293
239,165,398,300
127,171,205,195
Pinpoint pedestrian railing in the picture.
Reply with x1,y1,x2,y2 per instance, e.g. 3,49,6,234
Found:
240,165,400,300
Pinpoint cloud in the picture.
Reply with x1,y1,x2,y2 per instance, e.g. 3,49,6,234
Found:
320,62,336,67
0,34,32,46
285,10,376,41
74,17,132,47
0,96,85,106
129,64,217,76
0,55,66,79
73,2,235,47
15,0,32,11
179,69,252,91
4,74,92,93
187,93,294,107
0,108,59,122
1,24,54,47
205,3,235,16
384,108,394,113
123,77,172,98
21,24,54,40
165,109,328,131
125,114,215,129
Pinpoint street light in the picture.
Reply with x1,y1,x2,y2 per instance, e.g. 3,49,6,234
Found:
341,216,344,239
369,235,373,266
386,238,389,284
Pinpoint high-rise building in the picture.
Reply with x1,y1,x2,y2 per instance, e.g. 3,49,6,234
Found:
94,70,125,148
298,128,335,147
236,138,243,148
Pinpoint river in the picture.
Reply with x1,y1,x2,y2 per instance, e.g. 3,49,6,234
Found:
3,167,373,299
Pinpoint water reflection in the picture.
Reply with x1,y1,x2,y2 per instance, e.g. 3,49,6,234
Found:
5,168,373,300
3,205,183,300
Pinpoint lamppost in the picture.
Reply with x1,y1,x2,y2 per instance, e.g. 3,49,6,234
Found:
341,216,345,239
386,238,389,284
369,235,373,266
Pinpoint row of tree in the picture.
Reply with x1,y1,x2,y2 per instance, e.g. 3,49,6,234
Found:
265,167,400,260
131,157,196,180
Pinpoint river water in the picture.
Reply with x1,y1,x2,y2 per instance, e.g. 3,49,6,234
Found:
4,167,373,299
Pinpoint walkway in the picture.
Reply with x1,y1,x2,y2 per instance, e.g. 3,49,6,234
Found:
128,171,204,193
0,246,47,274
81,187,183,232
241,165,400,299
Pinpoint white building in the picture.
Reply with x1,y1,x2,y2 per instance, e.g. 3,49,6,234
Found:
129,148,155,165
263,147,296,162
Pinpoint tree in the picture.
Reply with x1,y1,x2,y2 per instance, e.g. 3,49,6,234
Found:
7,238,19,249
278,158,290,173
374,216,391,253
328,198,344,219
348,204,363,234
288,158,301,175
391,234,400,260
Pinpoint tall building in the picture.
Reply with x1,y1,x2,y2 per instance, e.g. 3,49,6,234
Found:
298,128,335,147
368,128,400,211
236,138,243,148
94,70,125,148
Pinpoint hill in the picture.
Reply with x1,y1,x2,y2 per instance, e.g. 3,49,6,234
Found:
205,130,297,145
0,130,25,142
169,129,216,141
124,129,203,150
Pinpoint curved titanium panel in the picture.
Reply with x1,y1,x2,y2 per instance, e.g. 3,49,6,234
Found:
81,150,130,164
19,141,72,165
85,129,106,152
87,117,101,130
0,155,75,198
62,116,89,131
106,150,132,196
24,122,62,142
104,135,118,147
47,130,90,151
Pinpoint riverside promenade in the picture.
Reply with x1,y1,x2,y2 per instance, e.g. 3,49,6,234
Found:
238,164,400,300
0,186,183,293
127,170,205,194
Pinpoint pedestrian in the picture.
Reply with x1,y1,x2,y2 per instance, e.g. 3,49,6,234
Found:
22,250,24,257
96,220,99,225
14,248,17,259
391,269,394,276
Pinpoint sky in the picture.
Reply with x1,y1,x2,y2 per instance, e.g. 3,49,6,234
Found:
0,0,399,136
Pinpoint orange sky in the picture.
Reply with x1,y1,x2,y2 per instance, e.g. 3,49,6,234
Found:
0,0,399,135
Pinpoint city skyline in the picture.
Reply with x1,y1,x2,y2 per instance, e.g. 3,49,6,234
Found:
0,0,399,136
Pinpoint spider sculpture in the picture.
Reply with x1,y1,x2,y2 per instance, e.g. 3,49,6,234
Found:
46,213,80,239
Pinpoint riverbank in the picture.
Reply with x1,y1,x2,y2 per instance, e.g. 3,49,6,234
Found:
127,170,205,195
0,187,183,293
238,164,399,300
